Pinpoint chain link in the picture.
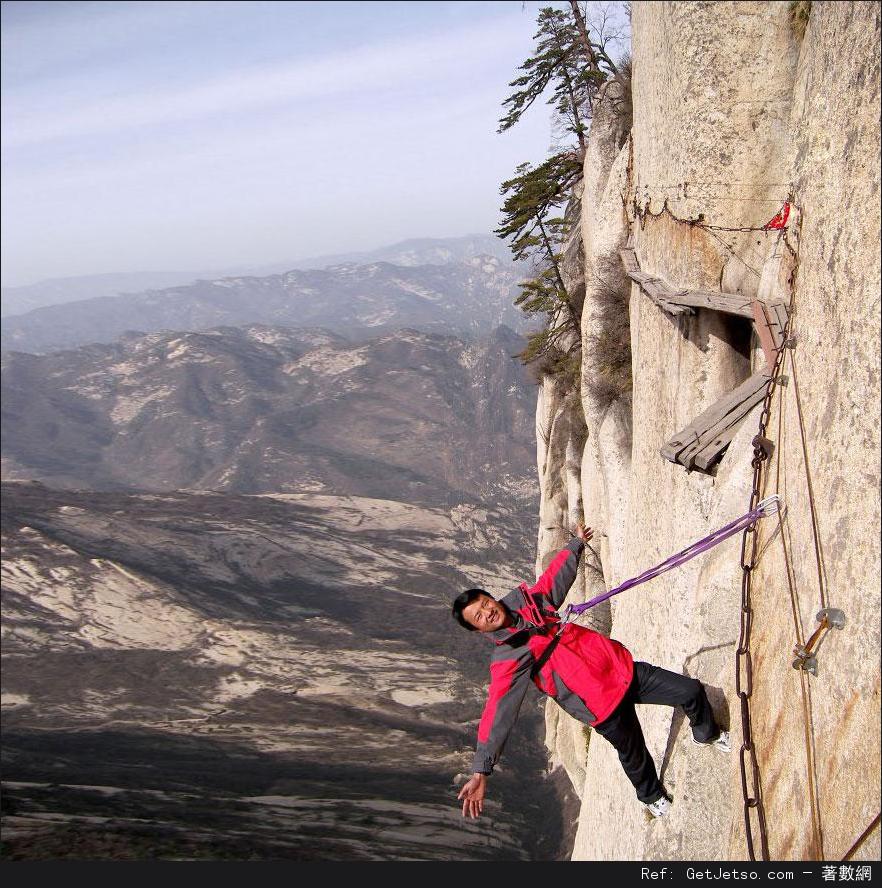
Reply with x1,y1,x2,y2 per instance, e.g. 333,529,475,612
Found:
735,324,789,861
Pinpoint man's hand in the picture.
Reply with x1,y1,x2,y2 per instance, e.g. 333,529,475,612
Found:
457,773,487,819
575,523,594,543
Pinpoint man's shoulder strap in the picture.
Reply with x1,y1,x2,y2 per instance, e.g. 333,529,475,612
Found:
529,626,565,679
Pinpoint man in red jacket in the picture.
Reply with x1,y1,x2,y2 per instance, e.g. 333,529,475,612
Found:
453,526,729,820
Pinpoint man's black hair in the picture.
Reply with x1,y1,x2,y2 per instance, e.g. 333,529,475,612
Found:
452,588,488,631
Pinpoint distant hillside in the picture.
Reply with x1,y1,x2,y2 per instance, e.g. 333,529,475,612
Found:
1,256,526,354
1,271,214,319
1,482,576,860
1,324,537,507
0,234,516,319
270,233,517,274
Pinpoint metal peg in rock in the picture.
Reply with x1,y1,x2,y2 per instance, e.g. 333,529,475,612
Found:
792,608,847,675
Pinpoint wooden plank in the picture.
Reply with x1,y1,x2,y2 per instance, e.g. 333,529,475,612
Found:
752,299,781,369
770,300,790,337
621,268,692,316
629,270,658,285
752,299,791,369
659,307,691,318
641,278,668,300
660,371,771,464
677,292,721,311
634,285,755,318
690,380,770,470
692,421,750,471
661,435,695,463
678,290,754,318
689,289,754,306
620,247,753,319
765,310,786,349
658,299,693,317
679,383,768,469
674,371,770,439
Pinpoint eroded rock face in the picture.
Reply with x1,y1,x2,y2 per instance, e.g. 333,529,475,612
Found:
740,1,881,862
538,0,880,861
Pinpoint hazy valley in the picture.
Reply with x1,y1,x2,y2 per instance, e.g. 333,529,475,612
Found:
0,240,579,860
2,482,576,860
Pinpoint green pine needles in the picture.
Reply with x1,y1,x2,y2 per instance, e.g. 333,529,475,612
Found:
498,7,604,154
496,3,627,389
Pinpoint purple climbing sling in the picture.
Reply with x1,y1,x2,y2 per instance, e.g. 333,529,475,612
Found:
562,494,781,621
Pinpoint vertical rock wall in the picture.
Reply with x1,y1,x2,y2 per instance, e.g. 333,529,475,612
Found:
536,183,595,794
739,1,881,861
535,0,880,861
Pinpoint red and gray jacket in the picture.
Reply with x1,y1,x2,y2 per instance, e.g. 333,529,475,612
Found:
471,538,634,775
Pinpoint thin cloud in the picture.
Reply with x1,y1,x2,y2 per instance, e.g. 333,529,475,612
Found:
2,83,515,196
1,1,568,285
0,1,254,79
3,13,529,149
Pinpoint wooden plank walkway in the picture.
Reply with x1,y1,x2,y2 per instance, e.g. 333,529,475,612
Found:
619,247,784,320
660,371,772,471
620,244,790,473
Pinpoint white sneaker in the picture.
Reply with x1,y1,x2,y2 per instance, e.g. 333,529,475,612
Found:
646,795,672,818
693,730,731,753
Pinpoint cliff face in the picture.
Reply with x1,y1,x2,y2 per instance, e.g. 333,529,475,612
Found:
537,1,880,861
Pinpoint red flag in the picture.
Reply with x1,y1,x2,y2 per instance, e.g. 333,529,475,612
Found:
763,202,790,230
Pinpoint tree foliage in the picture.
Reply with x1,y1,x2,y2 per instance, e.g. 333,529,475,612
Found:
497,4,629,386
495,154,583,354
499,7,600,154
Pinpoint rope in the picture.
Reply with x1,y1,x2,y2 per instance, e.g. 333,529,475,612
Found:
560,495,781,619
773,345,826,859
842,813,881,861
787,347,830,609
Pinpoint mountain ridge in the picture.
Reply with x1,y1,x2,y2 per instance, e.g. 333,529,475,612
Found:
1,254,527,355
1,323,537,509
1,481,576,860
1,234,517,319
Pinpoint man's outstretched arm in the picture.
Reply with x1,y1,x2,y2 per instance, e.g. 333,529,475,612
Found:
458,648,532,818
533,524,594,609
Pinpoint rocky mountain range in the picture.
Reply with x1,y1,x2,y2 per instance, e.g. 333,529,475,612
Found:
1,481,577,861
1,324,536,507
261,233,517,276
1,252,527,355
1,234,515,319
0,242,568,859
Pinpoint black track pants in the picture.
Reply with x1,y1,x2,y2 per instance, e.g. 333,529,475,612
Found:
592,661,721,804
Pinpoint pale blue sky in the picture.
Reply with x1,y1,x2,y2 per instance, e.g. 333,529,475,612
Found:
1,1,628,287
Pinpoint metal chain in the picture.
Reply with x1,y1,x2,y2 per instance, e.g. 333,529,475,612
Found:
736,323,790,861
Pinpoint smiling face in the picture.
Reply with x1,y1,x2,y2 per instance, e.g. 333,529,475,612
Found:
461,593,512,633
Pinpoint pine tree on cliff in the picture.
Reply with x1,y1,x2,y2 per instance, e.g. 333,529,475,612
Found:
498,7,594,156
496,4,623,383
495,155,583,376
498,4,623,158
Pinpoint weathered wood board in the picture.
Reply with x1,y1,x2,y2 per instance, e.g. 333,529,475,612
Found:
753,300,781,369
620,249,764,319
660,370,772,470
620,244,790,473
